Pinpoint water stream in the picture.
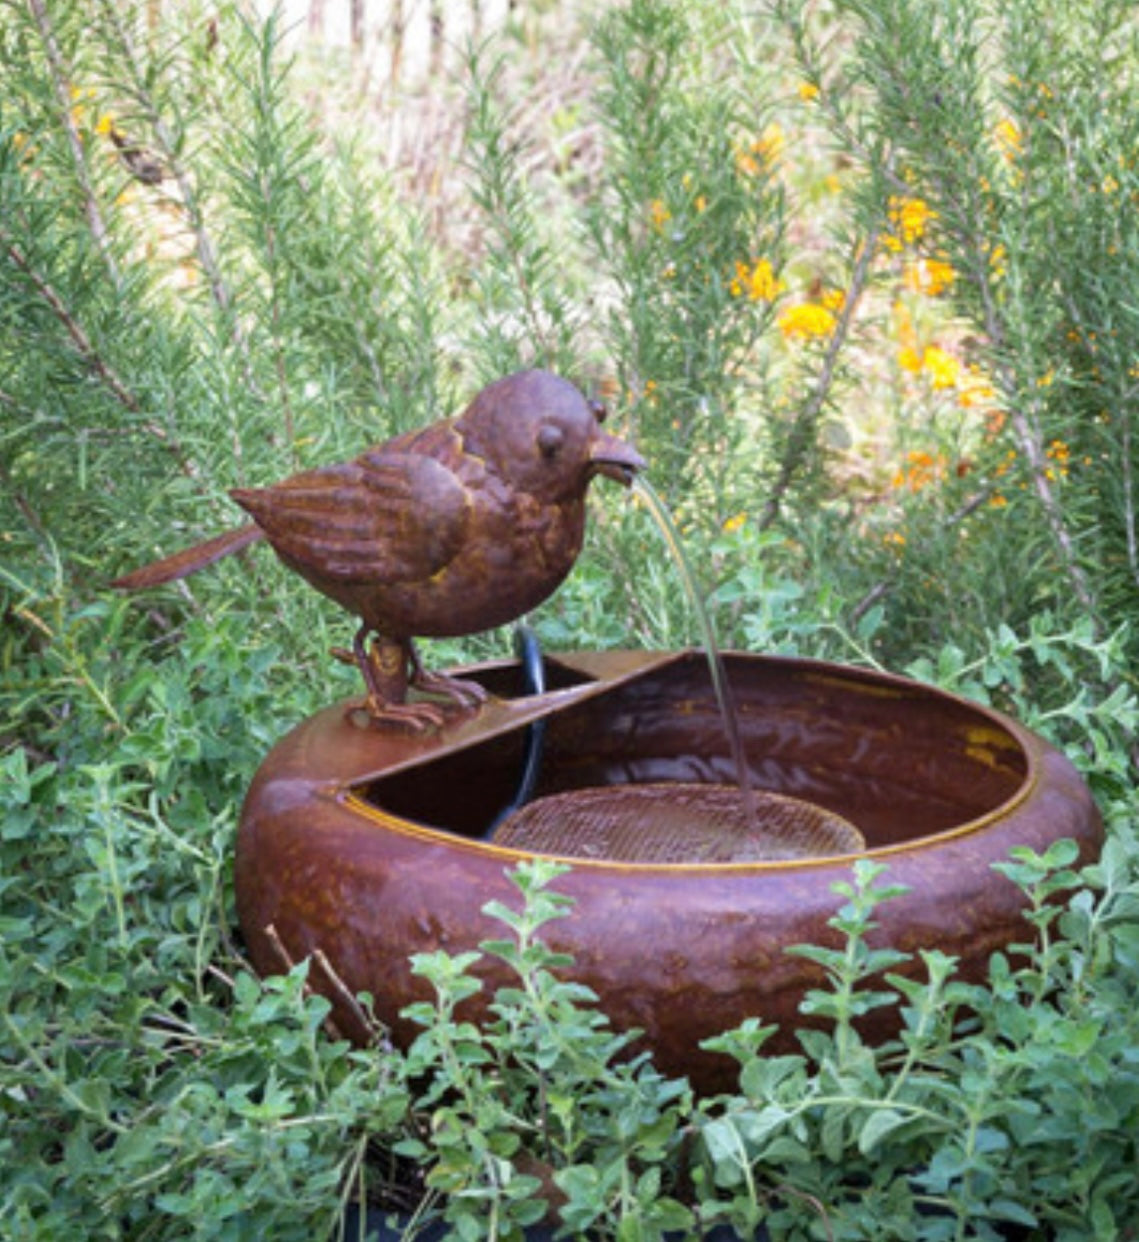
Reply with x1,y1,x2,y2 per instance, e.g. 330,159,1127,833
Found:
631,477,759,832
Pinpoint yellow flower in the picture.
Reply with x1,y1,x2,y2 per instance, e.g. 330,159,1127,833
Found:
729,257,785,301
735,144,760,178
995,118,1023,161
893,450,946,492
758,122,784,164
649,199,671,232
67,85,97,130
778,302,836,340
922,346,960,389
722,513,747,534
884,196,936,251
990,493,1008,508
995,448,1017,476
798,81,820,102
903,257,956,296
895,197,935,241
628,380,658,407
735,123,784,177
896,344,961,389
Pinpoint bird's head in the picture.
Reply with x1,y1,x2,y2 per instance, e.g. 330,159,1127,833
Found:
459,370,645,502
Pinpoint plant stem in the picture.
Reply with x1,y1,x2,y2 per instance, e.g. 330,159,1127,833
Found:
758,225,880,531
26,0,121,287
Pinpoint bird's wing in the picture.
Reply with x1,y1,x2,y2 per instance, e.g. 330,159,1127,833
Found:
230,449,470,585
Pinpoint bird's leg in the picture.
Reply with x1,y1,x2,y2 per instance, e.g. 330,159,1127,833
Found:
354,626,407,703
406,640,489,710
338,626,447,731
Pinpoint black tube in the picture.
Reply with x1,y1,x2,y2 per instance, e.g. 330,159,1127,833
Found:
485,624,547,835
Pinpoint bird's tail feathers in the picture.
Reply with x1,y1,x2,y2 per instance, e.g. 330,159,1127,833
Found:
111,524,262,591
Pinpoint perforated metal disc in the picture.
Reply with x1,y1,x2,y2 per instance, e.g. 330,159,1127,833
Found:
490,782,865,863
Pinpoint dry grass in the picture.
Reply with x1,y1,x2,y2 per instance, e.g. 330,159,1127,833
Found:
286,1,608,271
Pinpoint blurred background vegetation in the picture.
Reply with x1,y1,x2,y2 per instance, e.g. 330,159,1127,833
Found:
2,0,1138,1237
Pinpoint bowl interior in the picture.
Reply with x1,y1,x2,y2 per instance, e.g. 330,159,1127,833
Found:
351,653,1030,854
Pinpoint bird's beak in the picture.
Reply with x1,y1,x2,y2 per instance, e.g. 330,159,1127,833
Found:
589,432,646,487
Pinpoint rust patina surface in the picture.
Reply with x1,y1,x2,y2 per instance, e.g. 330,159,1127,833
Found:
113,370,643,728
235,650,1102,1093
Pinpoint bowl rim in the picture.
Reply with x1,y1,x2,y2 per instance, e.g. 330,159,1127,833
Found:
330,649,1043,875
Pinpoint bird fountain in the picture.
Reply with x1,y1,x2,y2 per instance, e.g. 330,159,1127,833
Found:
233,642,1100,1092
114,368,1102,1093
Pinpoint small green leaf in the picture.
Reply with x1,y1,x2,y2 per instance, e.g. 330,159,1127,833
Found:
858,1107,910,1154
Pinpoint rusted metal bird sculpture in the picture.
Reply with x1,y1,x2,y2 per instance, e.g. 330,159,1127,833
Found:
112,369,644,729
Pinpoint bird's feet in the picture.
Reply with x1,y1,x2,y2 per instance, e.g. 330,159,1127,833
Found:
408,664,489,713
344,694,449,733
334,628,487,732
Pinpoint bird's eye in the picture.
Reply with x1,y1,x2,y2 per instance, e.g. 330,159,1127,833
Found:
590,399,608,425
537,424,564,459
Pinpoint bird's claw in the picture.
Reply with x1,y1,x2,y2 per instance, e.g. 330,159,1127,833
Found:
346,697,449,733
409,668,489,710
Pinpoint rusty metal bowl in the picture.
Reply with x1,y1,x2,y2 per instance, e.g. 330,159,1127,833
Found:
235,650,1102,1093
